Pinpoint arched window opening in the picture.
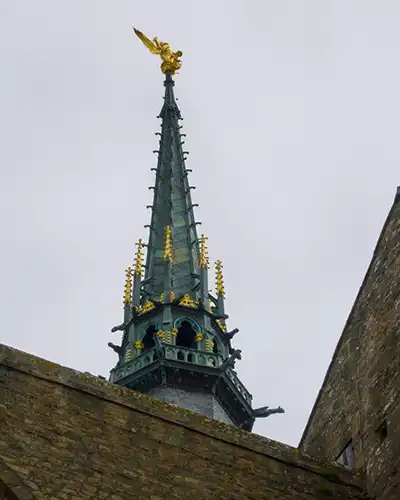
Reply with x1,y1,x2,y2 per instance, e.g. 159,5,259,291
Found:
177,351,185,361
142,325,156,352
176,320,197,349
188,353,195,363
213,341,219,354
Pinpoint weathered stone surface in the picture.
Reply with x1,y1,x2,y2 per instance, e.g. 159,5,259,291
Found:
147,386,233,424
300,190,400,500
0,343,362,499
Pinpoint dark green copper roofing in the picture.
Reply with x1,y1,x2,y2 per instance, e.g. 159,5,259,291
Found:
144,72,200,299
109,71,285,431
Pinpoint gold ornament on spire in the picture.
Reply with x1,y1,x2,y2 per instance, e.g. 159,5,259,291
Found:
179,294,198,308
133,27,183,75
215,260,225,298
199,234,209,269
163,225,173,262
123,267,133,305
134,239,144,277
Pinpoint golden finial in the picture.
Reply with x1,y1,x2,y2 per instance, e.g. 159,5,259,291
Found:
133,28,183,75
123,267,133,305
164,225,173,262
215,260,225,298
134,239,144,277
199,234,209,269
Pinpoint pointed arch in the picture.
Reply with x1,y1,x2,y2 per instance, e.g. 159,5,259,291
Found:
141,325,157,352
175,320,197,349
174,317,201,349
139,321,161,352
173,316,201,332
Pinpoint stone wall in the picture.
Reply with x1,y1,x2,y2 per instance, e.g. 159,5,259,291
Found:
147,386,233,424
0,343,363,499
300,189,400,500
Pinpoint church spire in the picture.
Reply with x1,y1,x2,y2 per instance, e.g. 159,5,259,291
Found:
109,29,284,431
143,72,200,300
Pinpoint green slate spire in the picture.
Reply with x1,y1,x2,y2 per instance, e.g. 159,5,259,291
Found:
109,62,285,431
143,72,200,299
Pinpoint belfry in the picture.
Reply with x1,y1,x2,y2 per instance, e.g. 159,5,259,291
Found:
107,29,284,431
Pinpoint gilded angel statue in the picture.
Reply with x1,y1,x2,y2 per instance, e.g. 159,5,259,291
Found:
133,27,183,75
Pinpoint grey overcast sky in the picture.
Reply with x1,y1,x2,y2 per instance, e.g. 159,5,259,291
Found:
0,0,399,447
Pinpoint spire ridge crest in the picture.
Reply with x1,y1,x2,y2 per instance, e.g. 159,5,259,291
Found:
163,225,173,262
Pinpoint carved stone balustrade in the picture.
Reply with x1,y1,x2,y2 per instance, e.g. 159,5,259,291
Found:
226,368,253,406
110,345,224,384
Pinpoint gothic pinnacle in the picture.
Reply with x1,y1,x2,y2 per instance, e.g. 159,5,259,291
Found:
123,267,133,305
199,234,209,269
134,239,144,277
215,260,225,298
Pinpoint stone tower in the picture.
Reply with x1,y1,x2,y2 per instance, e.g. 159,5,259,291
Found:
108,72,283,431
299,187,400,499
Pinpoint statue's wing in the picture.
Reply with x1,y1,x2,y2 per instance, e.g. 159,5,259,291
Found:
133,28,160,54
